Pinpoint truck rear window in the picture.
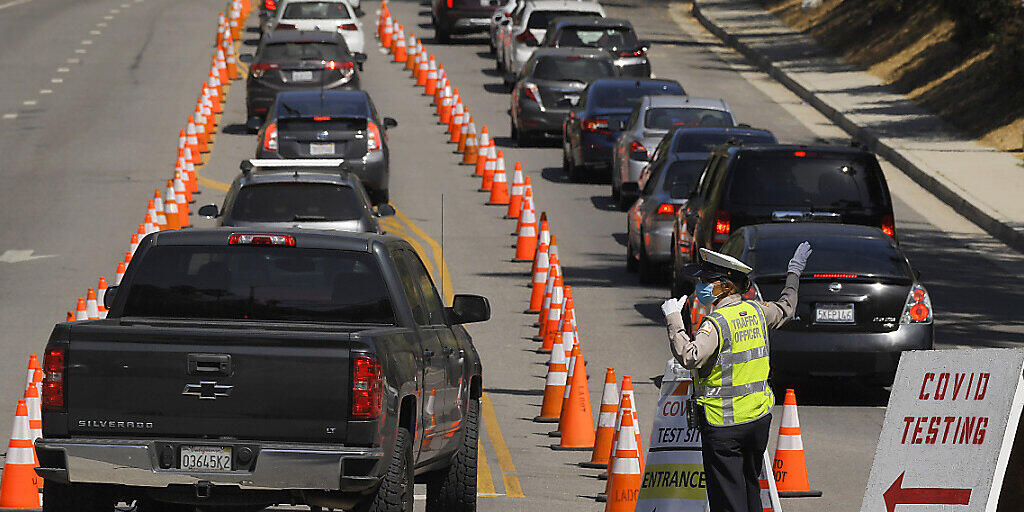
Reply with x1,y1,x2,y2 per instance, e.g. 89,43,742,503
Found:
122,246,395,323
231,183,364,222
726,153,887,210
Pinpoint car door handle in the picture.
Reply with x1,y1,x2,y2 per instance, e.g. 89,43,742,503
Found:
187,354,232,376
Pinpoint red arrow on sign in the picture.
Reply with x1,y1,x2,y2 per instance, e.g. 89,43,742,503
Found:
884,472,971,512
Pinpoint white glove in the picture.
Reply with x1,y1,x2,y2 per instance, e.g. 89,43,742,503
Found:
661,296,687,317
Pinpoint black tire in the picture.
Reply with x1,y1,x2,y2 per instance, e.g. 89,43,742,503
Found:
638,243,657,284
567,157,584,182
516,128,533,148
426,399,479,512
615,190,632,211
626,238,638,273
355,427,414,512
44,483,112,512
435,25,451,44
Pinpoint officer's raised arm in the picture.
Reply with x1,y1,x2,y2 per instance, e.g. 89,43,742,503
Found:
759,241,812,328
662,297,717,370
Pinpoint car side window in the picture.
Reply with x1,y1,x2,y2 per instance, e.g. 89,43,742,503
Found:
400,251,447,325
719,234,743,258
391,249,429,325
641,163,661,196
695,155,720,200
705,156,731,203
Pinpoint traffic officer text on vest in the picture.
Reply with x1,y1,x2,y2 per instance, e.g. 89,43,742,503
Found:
660,242,812,512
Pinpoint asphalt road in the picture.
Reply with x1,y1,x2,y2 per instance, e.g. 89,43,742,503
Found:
0,0,1022,511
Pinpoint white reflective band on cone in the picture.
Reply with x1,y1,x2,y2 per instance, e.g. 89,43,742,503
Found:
5,446,35,465
777,434,803,451
598,411,616,427
781,404,800,427
612,456,642,475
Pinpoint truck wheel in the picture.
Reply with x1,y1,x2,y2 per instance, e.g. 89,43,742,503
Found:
426,399,479,512
356,427,413,512
43,483,111,512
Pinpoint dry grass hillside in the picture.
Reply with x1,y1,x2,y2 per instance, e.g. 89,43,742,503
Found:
762,0,1024,153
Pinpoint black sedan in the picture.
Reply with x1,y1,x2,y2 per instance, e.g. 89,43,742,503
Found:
539,16,651,78
255,90,397,204
681,223,933,386
242,30,365,128
562,78,684,182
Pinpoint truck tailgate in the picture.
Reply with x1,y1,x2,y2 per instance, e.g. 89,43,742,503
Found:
64,323,354,443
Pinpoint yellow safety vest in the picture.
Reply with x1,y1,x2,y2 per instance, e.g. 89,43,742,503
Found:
694,300,774,426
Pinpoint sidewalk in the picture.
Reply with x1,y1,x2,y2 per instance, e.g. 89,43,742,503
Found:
691,0,1024,252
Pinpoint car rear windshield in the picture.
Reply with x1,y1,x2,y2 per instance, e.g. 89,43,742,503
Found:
590,82,683,110
232,183,365,222
281,1,351,19
532,56,614,81
671,132,776,153
645,108,734,130
260,42,343,62
528,11,599,29
726,152,887,210
556,27,638,50
122,246,395,323
661,159,706,194
749,236,910,278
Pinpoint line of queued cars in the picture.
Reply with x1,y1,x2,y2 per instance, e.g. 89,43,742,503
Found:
432,0,933,385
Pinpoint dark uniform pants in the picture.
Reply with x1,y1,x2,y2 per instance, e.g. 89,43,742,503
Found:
699,412,772,512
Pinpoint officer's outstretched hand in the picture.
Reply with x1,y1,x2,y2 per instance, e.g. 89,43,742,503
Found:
787,241,813,276
661,296,687,317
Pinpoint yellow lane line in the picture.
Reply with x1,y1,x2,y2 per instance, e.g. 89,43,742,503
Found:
480,393,525,497
198,175,231,192
380,219,438,277
392,208,454,305
477,438,497,495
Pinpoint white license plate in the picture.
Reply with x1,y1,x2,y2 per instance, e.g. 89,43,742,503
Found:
292,70,314,81
815,303,855,323
179,445,232,472
309,143,335,155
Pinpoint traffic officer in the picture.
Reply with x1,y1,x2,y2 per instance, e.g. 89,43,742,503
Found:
660,242,811,512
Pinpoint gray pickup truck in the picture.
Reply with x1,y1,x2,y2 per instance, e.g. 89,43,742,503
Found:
35,228,488,512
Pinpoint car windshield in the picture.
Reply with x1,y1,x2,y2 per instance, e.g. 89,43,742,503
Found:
281,1,351,19
556,27,638,50
532,56,614,81
590,82,683,110
645,108,734,129
748,235,910,278
260,42,341,61
122,246,395,323
726,153,887,210
672,131,776,153
231,183,365,222
661,159,706,194
528,11,598,29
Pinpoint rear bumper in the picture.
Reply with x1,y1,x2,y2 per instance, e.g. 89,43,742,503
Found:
614,58,651,78
35,438,385,492
770,323,934,380
516,101,568,133
642,221,674,262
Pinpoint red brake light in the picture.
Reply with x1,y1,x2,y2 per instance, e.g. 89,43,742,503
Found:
42,347,65,410
657,203,676,215
352,355,383,418
252,63,279,71
629,141,649,161
522,82,540,102
909,303,930,322
619,48,643,58
367,121,382,151
313,116,331,121
812,273,858,279
881,214,895,238
263,122,278,151
912,288,925,302
446,0,453,7
901,284,932,324
714,210,730,234
324,61,337,70
581,119,609,133
228,233,296,246
339,23,358,30
265,0,276,9
794,151,806,157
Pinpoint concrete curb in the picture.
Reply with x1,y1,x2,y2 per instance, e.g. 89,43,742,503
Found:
690,0,1024,253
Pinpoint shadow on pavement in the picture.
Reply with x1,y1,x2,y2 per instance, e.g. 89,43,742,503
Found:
221,123,251,135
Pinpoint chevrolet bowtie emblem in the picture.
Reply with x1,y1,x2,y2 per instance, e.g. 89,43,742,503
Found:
182,381,233,400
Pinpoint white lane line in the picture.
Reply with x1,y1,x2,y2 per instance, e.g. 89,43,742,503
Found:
22,100,36,106
56,67,69,72
104,14,113,19
121,2,130,6
50,78,63,83
81,39,92,45
109,8,119,13
75,49,87,54
0,0,33,11
2,113,17,120
39,89,52,94
96,22,107,27
67,58,80,64
90,30,101,35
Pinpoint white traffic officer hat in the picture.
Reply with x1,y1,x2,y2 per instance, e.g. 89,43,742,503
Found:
682,248,753,286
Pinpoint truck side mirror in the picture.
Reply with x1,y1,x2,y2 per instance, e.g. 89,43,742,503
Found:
383,117,398,128
198,204,219,218
375,204,396,216
447,294,491,324
239,54,254,64
103,286,118,310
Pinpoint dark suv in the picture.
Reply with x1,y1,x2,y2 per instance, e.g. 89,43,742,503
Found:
679,144,896,264
432,0,502,43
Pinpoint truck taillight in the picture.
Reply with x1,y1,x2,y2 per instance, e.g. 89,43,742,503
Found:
352,356,383,418
43,347,65,410
900,284,932,324
656,203,676,215
228,233,296,246
881,214,895,238
263,122,278,151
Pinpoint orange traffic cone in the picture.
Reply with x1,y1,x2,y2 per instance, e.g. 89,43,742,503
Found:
164,196,181,230
448,101,464,141
393,27,407,63
74,298,87,321
480,147,500,192
602,376,641,487
552,342,595,450
441,88,457,125
538,274,563,342
115,261,126,286
518,177,535,224
527,237,549,313
536,256,559,330
405,36,419,71
433,70,447,104
85,288,99,320
0,400,41,509
773,389,821,497
582,368,618,468
381,16,393,48
97,277,108,319
474,128,491,176
604,395,643,512
457,117,471,153
416,53,430,86
505,162,525,218
534,322,568,423
424,58,438,95
24,356,41,393
461,123,478,164
24,385,42,448
541,285,573,353
513,207,538,262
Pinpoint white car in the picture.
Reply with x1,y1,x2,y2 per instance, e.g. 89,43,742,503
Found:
269,0,365,54
497,0,603,77
488,0,521,53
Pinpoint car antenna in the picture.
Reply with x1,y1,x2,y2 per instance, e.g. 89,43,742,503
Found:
441,193,446,305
